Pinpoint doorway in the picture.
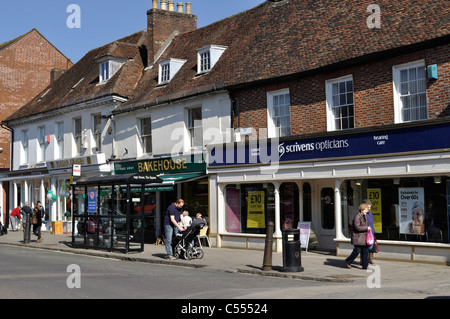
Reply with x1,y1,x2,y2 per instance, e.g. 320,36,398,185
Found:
313,180,336,250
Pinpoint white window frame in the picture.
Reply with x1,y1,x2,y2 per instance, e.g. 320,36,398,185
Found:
139,117,152,154
56,122,64,159
98,58,126,84
187,107,203,150
196,45,227,74
393,60,428,123
325,75,355,131
267,89,291,138
21,130,28,165
73,117,82,156
92,114,102,153
38,126,46,162
158,58,186,85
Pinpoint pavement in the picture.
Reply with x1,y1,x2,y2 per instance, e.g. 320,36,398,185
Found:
1,230,449,285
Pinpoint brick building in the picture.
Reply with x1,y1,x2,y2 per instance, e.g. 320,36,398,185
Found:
0,28,72,225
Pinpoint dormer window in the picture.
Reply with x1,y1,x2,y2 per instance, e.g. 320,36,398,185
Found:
98,57,126,83
197,45,227,74
158,58,186,85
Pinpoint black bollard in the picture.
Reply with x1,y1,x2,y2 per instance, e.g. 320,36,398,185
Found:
23,214,31,244
262,221,274,271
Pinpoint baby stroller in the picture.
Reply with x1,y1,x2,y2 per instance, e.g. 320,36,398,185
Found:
173,219,206,260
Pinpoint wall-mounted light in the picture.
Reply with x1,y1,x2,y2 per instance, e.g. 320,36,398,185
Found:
393,178,400,185
355,180,362,186
434,176,441,184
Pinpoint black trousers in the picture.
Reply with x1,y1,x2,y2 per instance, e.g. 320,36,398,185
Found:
345,245,369,269
33,225,41,239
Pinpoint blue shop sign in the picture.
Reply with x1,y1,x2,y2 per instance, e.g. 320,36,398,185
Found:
208,121,450,167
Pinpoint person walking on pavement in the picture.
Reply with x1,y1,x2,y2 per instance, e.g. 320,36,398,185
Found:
163,199,186,260
9,205,22,231
32,201,45,243
345,203,372,269
360,199,376,265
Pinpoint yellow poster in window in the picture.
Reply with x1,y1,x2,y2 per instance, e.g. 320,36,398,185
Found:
367,188,382,233
247,191,265,228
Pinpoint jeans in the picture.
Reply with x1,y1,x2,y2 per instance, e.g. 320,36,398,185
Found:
346,245,369,269
164,224,179,257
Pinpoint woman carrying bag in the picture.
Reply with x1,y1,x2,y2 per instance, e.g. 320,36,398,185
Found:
345,203,372,269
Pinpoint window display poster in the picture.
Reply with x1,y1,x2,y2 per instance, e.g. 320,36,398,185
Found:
226,188,241,233
247,191,265,228
399,188,425,234
367,188,382,233
298,222,311,251
87,190,97,213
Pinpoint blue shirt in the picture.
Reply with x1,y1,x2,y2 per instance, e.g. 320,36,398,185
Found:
163,204,182,226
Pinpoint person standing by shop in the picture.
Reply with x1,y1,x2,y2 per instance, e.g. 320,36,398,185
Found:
32,201,45,243
164,199,186,260
9,205,22,231
345,203,372,269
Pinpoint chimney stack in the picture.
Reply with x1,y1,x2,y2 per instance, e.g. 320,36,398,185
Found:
186,2,191,14
147,1,197,65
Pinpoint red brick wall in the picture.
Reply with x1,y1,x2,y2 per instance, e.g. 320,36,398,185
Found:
147,9,197,65
0,29,72,169
231,43,449,137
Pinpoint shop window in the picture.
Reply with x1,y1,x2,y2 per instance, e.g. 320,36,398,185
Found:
280,182,299,229
303,182,312,222
182,180,209,221
340,177,449,243
321,188,335,230
225,184,275,235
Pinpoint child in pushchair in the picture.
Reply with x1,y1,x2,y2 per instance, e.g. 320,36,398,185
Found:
173,219,206,260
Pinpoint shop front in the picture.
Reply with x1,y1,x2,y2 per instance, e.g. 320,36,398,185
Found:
0,154,110,233
207,119,450,264
114,154,208,241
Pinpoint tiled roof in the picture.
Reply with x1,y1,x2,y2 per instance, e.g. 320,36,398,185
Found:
3,31,146,123
4,0,449,121
118,0,449,112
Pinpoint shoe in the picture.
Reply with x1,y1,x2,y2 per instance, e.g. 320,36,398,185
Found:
167,255,176,260
345,260,352,269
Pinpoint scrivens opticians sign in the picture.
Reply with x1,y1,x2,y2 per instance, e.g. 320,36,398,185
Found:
208,120,450,167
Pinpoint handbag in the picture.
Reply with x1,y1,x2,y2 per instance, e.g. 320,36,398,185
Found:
31,212,38,225
366,230,374,246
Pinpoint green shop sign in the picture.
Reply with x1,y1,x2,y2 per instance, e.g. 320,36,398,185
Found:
114,155,206,175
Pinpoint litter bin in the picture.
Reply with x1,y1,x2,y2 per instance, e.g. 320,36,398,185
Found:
281,229,304,272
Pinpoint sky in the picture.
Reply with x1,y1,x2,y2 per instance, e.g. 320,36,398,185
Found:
0,0,264,63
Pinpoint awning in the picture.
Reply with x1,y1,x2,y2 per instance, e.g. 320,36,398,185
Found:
157,172,206,184
72,172,163,186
